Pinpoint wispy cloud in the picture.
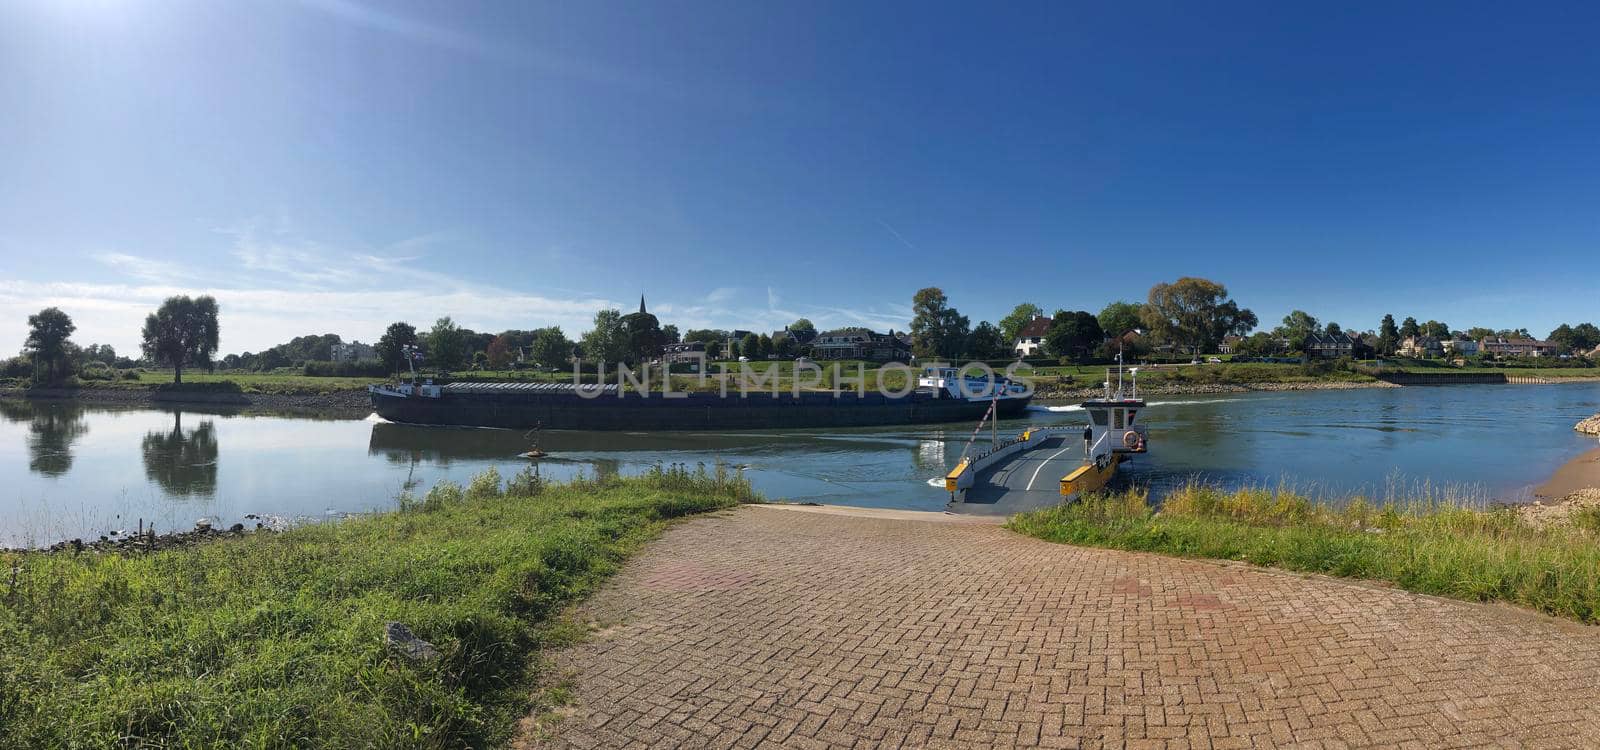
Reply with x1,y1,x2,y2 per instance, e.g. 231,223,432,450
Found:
91,252,188,284
290,0,680,99
877,220,917,251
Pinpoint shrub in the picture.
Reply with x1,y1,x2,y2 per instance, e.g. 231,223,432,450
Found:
303,360,389,378
78,361,114,381
466,466,503,499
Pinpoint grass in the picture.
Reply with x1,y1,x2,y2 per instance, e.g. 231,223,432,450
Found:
0,463,757,749
1008,482,1600,623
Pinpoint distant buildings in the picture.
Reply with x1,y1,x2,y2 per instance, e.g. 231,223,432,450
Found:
812,328,912,361
1398,336,1443,358
330,342,377,362
1304,332,1369,359
1479,337,1558,357
1012,316,1052,357
1218,335,1242,355
663,341,706,365
1442,338,1479,356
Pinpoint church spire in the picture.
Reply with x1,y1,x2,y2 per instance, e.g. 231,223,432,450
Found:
639,294,647,315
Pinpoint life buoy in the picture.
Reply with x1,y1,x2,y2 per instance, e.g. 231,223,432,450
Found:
1122,430,1141,450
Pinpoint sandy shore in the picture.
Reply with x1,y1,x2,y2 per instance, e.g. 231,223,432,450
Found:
1521,413,1600,526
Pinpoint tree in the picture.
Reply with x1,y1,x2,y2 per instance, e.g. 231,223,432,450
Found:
472,351,489,370
1422,320,1450,340
770,332,795,358
1547,323,1600,354
618,303,666,364
1399,317,1420,339
1377,314,1400,356
426,317,466,372
1231,332,1279,357
1573,323,1600,353
140,296,219,385
486,335,514,369
1549,324,1577,353
24,307,75,384
661,324,680,344
910,287,970,360
1324,321,1343,337
966,321,1009,360
728,340,742,360
758,333,773,359
741,333,761,360
683,329,724,345
528,327,573,368
580,309,628,364
999,303,1044,344
1215,301,1258,341
1045,311,1104,363
1097,301,1144,338
375,322,418,374
1465,327,1496,342
788,318,816,340
1139,277,1253,356
706,340,723,360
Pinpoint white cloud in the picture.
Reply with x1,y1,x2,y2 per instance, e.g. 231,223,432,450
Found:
0,227,912,359
90,252,186,284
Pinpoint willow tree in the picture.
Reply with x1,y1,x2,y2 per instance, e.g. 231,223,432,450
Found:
141,296,220,385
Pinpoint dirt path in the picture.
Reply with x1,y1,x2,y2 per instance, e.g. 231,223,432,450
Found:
528,504,1600,749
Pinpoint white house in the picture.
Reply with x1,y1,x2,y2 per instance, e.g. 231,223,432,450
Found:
330,342,377,362
1012,316,1052,357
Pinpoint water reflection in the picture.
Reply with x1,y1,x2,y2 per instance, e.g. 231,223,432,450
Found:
0,400,90,477
140,410,219,497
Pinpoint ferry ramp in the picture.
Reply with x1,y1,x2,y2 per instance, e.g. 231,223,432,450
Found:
955,434,1084,517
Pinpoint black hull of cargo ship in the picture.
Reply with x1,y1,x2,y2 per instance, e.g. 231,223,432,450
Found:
370,389,1033,431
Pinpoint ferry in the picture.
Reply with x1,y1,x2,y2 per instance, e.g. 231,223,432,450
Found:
942,366,1149,516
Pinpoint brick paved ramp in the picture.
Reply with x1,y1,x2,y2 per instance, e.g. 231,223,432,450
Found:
530,505,1600,749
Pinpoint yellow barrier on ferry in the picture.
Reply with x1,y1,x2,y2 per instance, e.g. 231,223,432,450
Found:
1060,454,1122,497
943,459,970,493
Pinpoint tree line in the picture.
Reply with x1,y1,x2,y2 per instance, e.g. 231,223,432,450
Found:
10,296,220,386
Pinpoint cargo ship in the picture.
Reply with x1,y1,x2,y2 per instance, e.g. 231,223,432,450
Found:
368,366,1032,431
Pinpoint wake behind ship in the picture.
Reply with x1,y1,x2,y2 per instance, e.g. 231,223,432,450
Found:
369,366,1032,431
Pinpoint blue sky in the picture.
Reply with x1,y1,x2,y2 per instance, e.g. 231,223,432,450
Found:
2,0,1597,354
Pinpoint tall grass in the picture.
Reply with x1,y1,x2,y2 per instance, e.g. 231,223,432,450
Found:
0,463,756,748
1008,481,1600,623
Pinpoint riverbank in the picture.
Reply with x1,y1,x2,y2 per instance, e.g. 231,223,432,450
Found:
0,464,757,748
0,384,372,417
1008,482,1600,623
1029,378,1396,400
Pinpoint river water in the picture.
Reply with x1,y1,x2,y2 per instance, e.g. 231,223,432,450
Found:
3,384,1599,547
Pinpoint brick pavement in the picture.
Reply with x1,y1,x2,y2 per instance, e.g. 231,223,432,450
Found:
530,505,1600,748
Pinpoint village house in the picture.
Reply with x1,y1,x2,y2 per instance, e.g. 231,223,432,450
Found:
1399,335,1444,358
330,342,377,362
1012,316,1052,357
1442,338,1479,356
1303,332,1368,359
662,341,706,365
1479,337,1559,357
1218,335,1242,355
811,328,912,361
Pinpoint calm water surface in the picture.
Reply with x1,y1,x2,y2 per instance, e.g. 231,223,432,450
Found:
3,384,1598,546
